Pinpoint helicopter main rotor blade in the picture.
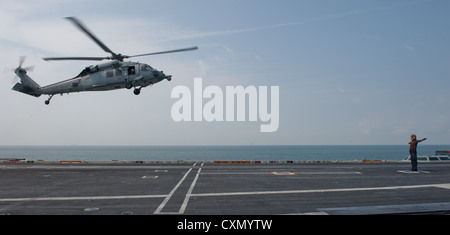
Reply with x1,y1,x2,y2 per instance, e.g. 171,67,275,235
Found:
43,56,109,61
43,18,198,62
127,46,199,58
65,17,117,57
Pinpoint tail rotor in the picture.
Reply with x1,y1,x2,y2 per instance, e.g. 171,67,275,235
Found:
14,56,35,74
6,56,41,97
4,56,35,83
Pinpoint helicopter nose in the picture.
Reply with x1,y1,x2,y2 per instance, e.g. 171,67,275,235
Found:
152,70,165,78
160,70,172,81
151,70,170,81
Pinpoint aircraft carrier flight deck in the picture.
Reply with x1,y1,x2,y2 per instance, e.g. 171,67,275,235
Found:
1,161,450,215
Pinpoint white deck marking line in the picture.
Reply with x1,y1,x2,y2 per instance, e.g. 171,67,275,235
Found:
435,184,450,190
190,183,450,197
202,171,361,175
0,194,167,202
179,163,204,214
397,170,430,174
1,182,449,207
295,171,362,175
141,176,159,179
153,163,196,214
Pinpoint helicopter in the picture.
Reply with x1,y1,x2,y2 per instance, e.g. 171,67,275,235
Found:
9,17,198,105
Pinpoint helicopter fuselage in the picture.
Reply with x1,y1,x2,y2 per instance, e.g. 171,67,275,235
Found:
37,61,170,96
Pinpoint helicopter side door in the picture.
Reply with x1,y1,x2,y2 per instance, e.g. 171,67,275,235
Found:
124,64,138,81
123,64,142,88
127,65,136,76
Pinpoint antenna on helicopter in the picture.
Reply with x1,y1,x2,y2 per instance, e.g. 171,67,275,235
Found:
42,17,198,62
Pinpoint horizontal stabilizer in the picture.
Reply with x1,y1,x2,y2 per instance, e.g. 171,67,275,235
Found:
12,83,40,97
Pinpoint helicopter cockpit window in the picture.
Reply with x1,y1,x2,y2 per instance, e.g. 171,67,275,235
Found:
128,66,136,75
141,64,152,72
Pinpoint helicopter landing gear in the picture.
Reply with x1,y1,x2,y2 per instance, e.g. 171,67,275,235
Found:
45,94,54,105
125,82,133,89
133,87,141,95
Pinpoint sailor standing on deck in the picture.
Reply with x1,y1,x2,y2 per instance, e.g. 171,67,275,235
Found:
409,134,427,171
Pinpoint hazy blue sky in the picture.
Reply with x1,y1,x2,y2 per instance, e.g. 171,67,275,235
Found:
1,0,449,145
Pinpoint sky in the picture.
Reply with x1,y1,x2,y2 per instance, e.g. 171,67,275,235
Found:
0,0,449,146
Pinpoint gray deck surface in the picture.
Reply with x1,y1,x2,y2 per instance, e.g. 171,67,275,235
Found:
1,162,450,215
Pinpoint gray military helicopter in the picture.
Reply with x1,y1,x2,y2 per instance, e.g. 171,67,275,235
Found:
10,17,198,105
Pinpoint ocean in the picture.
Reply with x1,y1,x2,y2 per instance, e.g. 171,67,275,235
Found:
1,145,449,162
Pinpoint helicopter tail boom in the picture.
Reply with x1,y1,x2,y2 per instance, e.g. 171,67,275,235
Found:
12,68,41,97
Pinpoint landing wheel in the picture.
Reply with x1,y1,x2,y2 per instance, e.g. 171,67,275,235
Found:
133,88,141,95
126,82,133,89
45,94,54,105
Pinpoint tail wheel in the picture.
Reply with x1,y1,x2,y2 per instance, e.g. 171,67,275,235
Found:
44,94,54,105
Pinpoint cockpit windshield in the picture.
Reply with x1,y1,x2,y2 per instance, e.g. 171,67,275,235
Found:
141,64,152,72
